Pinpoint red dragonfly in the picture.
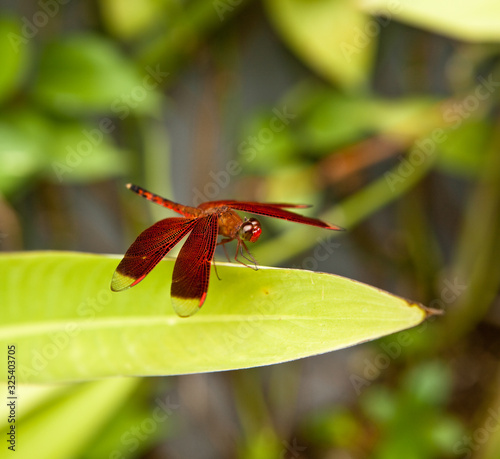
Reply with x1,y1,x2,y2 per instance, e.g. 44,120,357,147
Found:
111,184,342,317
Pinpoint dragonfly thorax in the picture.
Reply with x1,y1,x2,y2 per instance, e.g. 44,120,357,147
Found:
238,218,261,242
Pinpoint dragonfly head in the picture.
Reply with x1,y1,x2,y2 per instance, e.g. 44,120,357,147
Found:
239,218,261,243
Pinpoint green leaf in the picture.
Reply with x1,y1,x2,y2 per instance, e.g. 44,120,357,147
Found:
297,93,439,153
33,34,161,116
81,380,171,459
435,120,490,177
0,252,436,383
100,0,168,39
360,0,500,42
0,110,131,191
0,120,46,195
0,16,30,103
1,379,138,459
264,0,374,89
238,88,441,168
46,121,130,183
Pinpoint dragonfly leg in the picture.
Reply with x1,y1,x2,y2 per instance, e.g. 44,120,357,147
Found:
217,238,233,262
217,237,258,270
235,240,259,271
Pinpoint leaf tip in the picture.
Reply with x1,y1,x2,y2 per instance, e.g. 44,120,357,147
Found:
409,301,444,319
423,305,444,318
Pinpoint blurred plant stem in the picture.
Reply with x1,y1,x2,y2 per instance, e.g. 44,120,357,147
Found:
475,368,500,459
398,189,444,300
441,121,500,344
231,370,283,458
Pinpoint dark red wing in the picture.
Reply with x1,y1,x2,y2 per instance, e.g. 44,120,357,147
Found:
171,214,219,317
199,200,311,210
111,217,198,291
200,200,342,230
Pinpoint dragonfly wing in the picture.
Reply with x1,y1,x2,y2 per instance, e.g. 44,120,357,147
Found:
203,201,342,230
199,200,311,210
171,213,219,317
111,217,197,291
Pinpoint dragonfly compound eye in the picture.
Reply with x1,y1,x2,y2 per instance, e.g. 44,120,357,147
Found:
240,218,261,242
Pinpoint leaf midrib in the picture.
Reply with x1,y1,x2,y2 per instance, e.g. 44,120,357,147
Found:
0,312,412,339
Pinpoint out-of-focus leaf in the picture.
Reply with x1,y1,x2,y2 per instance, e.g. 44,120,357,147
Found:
298,94,440,153
301,409,361,447
47,121,130,183
0,379,138,459
264,0,374,89
0,121,45,194
0,384,65,432
0,16,30,104
136,0,250,68
240,89,441,167
360,0,500,42
0,110,130,191
361,361,463,459
81,380,171,459
0,252,435,383
238,429,283,459
99,0,170,38
238,110,297,171
360,387,395,423
403,361,451,405
33,34,161,116
264,166,322,207
436,120,490,177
